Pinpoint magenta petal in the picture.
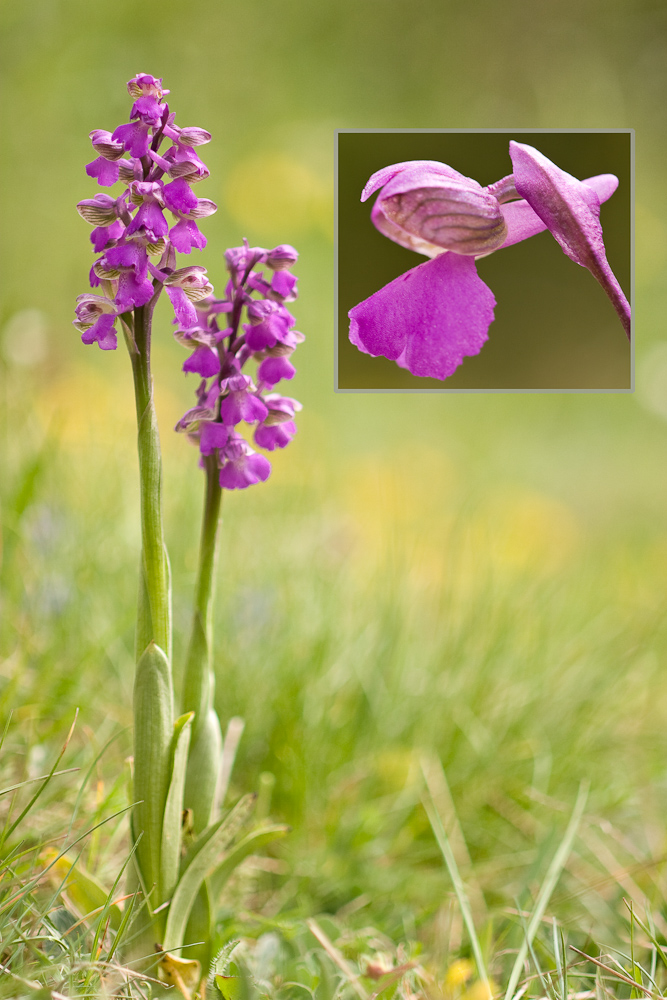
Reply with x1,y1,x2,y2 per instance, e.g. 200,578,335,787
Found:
219,452,271,489
271,270,298,299
170,219,207,253
163,178,197,214
254,420,296,450
199,421,229,455
348,253,496,381
166,285,198,328
126,200,168,239
244,321,277,351
112,121,150,158
105,242,149,280
257,356,296,387
583,173,619,203
497,199,549,249
219,391,268,426
90,220,124,252
509,141,630,337
81,312,117,350
498,173,621,250
183,345,220,377
115,272,154,311
86,157,120,187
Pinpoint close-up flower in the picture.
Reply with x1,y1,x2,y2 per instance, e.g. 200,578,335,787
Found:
341,134,631,389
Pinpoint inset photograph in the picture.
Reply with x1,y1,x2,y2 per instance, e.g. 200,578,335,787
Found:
336,130,632,392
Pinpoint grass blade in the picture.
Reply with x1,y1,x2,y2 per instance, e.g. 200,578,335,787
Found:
504,781,588,1000
421,759,491,1000
1,709,79,847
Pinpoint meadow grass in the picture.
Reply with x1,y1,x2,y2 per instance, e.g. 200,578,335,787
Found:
2,336,667,995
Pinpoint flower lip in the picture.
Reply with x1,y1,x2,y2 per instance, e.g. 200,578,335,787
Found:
348,252,496,381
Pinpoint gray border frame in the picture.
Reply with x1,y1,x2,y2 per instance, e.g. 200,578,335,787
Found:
334,128,635,394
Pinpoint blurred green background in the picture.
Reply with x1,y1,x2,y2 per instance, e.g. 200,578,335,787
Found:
338,130,631,390
1,0,667,954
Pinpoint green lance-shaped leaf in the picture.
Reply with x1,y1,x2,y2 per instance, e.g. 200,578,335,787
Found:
184,706,223,834
180,792,256,878
160,711,194,902
164,822,288,953
133,641,173,900
183,880,212,971
123,851,161,971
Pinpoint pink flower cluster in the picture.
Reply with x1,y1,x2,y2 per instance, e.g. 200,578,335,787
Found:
73,73,216,350
174,241,303,490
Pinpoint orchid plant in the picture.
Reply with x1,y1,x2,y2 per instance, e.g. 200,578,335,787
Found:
73,73,303,994
348,141,631,381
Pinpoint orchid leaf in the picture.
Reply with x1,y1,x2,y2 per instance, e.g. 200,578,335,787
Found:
160,711,194,901
133,641,173,898
180,791,256,877
164,822,288,952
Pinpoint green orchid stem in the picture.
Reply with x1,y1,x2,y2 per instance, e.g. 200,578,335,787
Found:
128,301,172,662
122,297,175,959
182,453,224,833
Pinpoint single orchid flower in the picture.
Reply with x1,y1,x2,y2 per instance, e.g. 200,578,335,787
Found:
348,144,630,382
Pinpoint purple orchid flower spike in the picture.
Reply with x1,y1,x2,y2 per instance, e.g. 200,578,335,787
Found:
508,141,631,339
174,239,304,490
73,72,217,352
349,145,629,381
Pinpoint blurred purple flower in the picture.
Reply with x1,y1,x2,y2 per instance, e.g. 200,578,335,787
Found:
349,143,630,381
174,240,304,490
217,434,272,489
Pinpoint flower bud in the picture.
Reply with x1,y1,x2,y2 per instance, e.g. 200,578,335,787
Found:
378,171,508,256
127,74,168,99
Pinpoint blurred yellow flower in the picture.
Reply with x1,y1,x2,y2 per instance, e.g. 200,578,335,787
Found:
224,151,332,240
444,958,473,989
